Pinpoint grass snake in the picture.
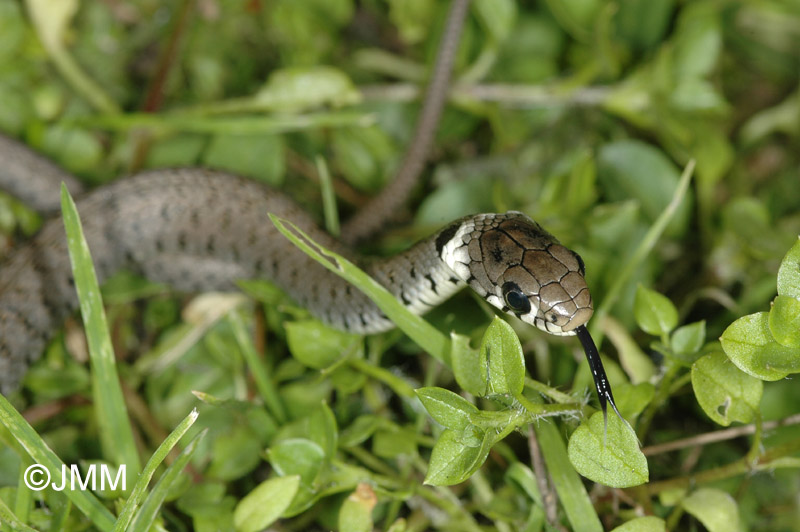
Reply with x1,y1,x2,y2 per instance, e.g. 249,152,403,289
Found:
0,134,618,421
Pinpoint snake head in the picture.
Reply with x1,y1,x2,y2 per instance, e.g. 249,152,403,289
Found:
438,212,593,335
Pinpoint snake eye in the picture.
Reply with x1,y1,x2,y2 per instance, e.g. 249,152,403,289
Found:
501,282,531,314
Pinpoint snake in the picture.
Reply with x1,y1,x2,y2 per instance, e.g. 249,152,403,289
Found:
0,0,618,419
0,134,617,420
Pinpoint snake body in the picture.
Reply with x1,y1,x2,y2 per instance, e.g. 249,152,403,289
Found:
0,136,597,396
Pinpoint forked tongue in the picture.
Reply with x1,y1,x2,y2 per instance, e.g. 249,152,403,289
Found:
575,325,624,444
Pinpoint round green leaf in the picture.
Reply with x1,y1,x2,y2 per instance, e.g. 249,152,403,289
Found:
634,285,678,337
610,516,666,532
481,317,525,396
720,312,800,381
416,387,479,431
567,412,649,488
769,295,800,349
670,320,706,359
691,351,763,426
266,438,325,485
424,428,494,486
451,332,488,396
285,320,359,369
682,488,741,532
233,475,300,532
612,382,655,419
777,237,800,299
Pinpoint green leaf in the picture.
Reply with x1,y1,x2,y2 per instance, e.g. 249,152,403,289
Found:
634,285,678,337
612,382,655,419
373,427,418,459
670,320,706,360
266,439,326,516
473,0,516,43
504,463,542,506
203,134,285,186
285,320,359,369
339,415,383,448
254,66,361,112
691,350,763,426
415,387,478,431
681,488,741,532
424,427,494,486
481,317,525,396
720,312,800,381
305,402,338,461
769,295,800,349
602,315,656,384
672,4,722,79
331,126,395,191
610,515,667,532
597,140,691,237
206,426,262,481
266,439,325,486
614,0,674,51
338,484,377,532
777,238,800,299
233,475,300,532
567,412,649,488
387,0,434,44
451,332,487,396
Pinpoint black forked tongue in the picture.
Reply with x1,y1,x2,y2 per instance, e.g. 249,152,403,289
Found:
575,325,624,432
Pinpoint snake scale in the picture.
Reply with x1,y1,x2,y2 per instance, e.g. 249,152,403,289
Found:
0,134,617,420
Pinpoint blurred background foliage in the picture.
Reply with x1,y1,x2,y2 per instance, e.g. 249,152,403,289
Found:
1,0,799,530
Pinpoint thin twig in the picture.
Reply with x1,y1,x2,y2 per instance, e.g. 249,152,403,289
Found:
641,413,800,456
342,0,471,243
527,425,567,531
359,83,611,106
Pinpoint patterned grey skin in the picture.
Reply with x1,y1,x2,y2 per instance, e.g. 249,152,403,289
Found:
438,212,593,335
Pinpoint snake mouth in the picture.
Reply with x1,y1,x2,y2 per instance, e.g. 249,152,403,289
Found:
560,306,594,333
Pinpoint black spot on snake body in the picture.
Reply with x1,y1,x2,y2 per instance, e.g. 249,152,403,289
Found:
425,273,437,294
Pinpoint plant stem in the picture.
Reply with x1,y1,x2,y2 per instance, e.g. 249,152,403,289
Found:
642,437,800,495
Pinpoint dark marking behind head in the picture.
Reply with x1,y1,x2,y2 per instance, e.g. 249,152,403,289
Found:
435,221,462,256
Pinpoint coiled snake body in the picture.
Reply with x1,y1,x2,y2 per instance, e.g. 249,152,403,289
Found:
0,134,616,418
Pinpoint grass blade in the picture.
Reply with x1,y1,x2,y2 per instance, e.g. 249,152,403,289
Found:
269,214,451,365
590,160,695,342
0,394,116,531
534,420,603,532
112,409,200,532
60,184,141,474
228,311,288,423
